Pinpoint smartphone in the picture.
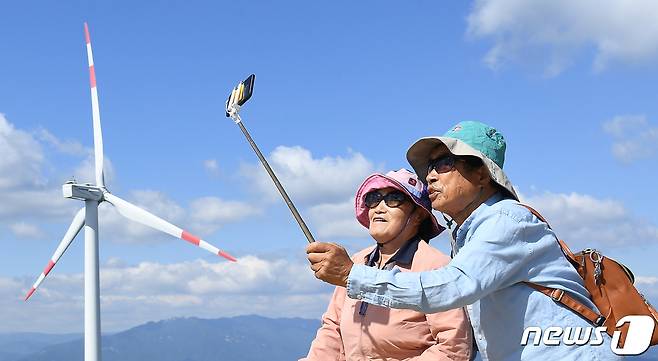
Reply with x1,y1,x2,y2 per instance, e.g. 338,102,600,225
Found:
225,74,255,116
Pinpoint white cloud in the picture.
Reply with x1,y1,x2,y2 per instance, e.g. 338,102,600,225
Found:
239,145,378,242
35,128,87,156
188,196,261,234
0,113,46,189
467,0,658,75
71,152,116,186
0,115,80,222
8,255,332,333
635,276,658,302
9,222,46,240
521,190,658,249
241,146,376,205
636,276,658,286
602,115,658,163
203,159,220,176
0,188,78,221
307,198,368,240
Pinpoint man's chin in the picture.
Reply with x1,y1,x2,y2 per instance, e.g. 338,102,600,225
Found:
431,200,445,211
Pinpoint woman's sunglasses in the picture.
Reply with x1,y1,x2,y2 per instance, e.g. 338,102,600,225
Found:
364,191,408,208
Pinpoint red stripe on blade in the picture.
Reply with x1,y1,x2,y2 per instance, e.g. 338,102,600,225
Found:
43,260,55,276
84,23,90,44
24,287,36,301
89,66,96,88
181,231,201,246
218,251,237,262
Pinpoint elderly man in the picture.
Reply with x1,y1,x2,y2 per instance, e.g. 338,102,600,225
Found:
307,121,619,361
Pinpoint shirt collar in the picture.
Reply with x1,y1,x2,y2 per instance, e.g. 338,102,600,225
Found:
454,192,506,239
364,235,421,267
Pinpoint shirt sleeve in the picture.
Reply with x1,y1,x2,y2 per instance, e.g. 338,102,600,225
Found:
347,210,546,313
299,286,347,361
406,307,474,361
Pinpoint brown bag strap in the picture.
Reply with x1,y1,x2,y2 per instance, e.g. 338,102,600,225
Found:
520,204,578,265
519,204,606,326
524,282,606,326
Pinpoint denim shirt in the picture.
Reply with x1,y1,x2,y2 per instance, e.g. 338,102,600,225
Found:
347,193,621,361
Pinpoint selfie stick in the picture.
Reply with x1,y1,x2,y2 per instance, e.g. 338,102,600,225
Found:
225,75,316,243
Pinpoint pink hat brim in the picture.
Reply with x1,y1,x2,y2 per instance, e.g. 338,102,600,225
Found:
354,173,444,240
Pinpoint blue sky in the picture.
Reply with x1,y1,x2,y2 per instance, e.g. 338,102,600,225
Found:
2,0,658,333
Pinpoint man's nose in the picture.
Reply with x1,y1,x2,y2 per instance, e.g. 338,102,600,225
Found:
426,169,438,185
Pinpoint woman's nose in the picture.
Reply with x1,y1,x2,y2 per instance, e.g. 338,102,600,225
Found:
373,201,387,212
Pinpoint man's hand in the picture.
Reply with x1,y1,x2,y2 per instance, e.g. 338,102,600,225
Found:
306,242,353,288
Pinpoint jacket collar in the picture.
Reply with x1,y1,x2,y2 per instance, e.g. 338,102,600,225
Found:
364,235,421,267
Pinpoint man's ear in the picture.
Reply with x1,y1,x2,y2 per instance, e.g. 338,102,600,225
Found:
477,165,492,187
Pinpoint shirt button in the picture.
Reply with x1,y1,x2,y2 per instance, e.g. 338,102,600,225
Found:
356,294,363,300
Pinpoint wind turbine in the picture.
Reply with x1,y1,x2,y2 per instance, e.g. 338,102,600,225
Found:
24,23,237,361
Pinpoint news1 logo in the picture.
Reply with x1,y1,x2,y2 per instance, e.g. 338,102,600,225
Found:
520,315,656,355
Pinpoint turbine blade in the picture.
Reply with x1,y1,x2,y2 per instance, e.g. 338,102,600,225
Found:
25,208,85,301
103,193,236,262
84,23,105,187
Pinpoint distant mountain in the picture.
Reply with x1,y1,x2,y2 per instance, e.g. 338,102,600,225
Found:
7,316,658,360
0,333,81,361
15,315,318,361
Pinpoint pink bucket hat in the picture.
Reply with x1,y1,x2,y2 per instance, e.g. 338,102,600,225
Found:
354,169,444,240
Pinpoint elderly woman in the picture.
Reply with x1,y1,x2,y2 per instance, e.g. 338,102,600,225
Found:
301,169,472,361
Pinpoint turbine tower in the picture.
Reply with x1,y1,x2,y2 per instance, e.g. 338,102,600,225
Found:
24,23,237,361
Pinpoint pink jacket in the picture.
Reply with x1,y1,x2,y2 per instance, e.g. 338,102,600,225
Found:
301,241,473,361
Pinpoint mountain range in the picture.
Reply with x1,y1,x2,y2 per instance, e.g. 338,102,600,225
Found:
3,315,658,360
1,316,317,361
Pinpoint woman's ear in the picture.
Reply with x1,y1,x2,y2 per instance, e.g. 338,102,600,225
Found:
411,207,428,226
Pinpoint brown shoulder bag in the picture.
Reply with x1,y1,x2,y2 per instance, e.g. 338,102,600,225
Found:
521,204,658,346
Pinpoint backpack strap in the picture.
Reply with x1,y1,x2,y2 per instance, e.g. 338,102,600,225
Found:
521,204,579,265
523,282,606,326
519,204,607,327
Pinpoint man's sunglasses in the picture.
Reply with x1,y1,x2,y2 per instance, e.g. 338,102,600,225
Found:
428,155,483,174
364,191,408,208
427,155,458,174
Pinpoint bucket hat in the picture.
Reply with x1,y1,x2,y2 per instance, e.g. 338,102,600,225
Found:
355,168,444,240
406,121,519,200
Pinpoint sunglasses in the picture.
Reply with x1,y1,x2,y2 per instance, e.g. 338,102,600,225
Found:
427,155,458,174
364,190,408,208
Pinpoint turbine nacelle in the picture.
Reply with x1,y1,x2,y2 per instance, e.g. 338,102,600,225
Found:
63,183,104,202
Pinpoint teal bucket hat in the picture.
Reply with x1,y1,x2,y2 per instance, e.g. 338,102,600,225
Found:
406,121,519,200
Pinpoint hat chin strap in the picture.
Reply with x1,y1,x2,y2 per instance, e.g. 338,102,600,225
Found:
442,213,454,229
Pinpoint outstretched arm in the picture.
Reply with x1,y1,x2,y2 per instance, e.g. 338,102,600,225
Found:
309,211,549,313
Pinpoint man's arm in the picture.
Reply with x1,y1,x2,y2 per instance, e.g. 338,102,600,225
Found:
309,211,548,313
